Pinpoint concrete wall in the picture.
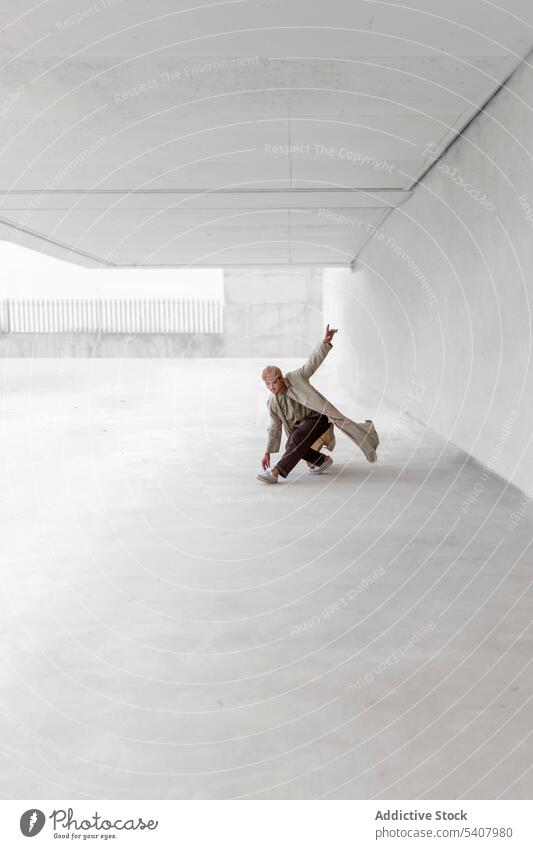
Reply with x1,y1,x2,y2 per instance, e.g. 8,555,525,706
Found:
223,267,323,357
323,52,533,496
0,267,323,358
0,333,223,358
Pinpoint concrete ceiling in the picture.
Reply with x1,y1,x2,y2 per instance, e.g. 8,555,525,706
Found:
0,0,532,267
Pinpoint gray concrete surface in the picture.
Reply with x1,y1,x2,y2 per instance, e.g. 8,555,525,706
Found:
323,44,533,497
0,332,223,358
223,267,323,356
0,1,532,266
0,358,531,799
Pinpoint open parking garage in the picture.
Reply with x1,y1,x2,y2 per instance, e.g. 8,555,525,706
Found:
0,0,532,807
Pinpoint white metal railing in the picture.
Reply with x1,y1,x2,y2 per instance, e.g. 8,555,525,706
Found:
0,299,223,334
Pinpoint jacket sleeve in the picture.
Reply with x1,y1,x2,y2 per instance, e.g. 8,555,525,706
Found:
293,340,332,380
265,402,282,453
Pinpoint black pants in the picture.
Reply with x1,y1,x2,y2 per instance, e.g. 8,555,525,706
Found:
275,414,330,478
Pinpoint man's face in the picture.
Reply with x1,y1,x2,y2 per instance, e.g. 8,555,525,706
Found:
264,373,285,394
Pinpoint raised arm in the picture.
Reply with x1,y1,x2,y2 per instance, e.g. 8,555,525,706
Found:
293,324,338,380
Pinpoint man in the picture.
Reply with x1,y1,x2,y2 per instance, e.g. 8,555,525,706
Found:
257,324,380,484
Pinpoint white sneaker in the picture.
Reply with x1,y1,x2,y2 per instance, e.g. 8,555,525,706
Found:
256,470,279,484
309,456,333,475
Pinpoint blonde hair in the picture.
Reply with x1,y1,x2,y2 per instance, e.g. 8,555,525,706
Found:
261,365,282,381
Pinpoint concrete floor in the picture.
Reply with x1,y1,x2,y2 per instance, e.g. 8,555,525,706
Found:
0,358,532,800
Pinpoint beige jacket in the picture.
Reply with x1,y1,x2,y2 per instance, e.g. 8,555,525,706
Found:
265,340,379,459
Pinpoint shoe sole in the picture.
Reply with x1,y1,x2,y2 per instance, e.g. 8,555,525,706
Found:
309,458,333,475
256,474,278,484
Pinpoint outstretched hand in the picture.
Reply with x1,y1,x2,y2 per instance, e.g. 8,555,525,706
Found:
324,324,338,345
